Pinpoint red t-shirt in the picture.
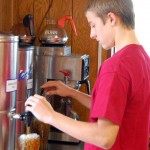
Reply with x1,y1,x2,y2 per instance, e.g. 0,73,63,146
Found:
84,44,150,150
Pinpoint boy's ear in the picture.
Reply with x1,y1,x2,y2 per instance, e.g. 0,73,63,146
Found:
107,12,116,26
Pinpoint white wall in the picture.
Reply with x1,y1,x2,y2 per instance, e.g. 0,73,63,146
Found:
133,0,150,56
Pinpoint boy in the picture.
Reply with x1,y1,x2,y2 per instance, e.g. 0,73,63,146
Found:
25,0,150,149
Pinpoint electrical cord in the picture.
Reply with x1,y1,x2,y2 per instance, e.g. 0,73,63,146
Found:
33,0,54,38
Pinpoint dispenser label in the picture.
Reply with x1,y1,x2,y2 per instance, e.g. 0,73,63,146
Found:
18,65,32,81
27,79,33,90
6,79,17,92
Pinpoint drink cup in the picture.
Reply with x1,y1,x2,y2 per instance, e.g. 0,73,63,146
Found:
18,133,40,150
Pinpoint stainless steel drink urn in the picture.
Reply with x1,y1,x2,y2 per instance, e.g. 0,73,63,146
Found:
10,14,35,149
0,32,19,150
15,45,34,149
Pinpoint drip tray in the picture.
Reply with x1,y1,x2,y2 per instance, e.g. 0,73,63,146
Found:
48,131,80,144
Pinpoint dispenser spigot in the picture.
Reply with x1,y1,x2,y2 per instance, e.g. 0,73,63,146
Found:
8,108,33,127
59,70,70,84
21,112,33,127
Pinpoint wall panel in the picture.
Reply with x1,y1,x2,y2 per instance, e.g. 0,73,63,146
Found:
0,0,13,32
71,0,98,121
13,0,34,25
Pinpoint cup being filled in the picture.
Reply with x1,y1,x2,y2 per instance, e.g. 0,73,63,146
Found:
18,133,40,150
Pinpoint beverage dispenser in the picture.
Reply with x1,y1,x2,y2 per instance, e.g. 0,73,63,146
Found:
34,49,90,143
10,14,35,149
34,15,90,144
0,32,18,150
15,45,34,149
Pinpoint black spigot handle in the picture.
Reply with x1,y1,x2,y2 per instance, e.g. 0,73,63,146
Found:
23,14,34,36
26,112,33,127
20,112,33,127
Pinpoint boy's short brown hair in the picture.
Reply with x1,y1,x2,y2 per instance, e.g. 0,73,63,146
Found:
85,0,135,29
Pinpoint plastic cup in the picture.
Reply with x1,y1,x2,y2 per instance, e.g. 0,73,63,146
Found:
18,133,40,150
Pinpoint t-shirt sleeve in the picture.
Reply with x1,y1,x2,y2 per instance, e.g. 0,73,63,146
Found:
90,72,130,125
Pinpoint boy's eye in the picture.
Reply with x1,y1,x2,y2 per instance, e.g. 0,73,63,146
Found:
91,25,95,28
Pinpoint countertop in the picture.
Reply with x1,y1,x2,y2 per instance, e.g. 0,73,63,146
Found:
46,130,84,150
47,141,84,150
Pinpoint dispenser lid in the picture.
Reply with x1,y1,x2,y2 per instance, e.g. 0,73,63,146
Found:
0,31,19,42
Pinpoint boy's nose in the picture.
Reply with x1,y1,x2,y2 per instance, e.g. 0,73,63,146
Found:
90,30,97,39
90,35,97,39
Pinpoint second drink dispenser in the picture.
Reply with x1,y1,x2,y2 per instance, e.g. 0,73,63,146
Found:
10,14,35,149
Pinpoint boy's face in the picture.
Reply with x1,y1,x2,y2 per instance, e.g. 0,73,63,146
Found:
86,11,115,50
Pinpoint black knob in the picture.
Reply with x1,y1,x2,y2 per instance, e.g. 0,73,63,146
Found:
20,112,33,127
